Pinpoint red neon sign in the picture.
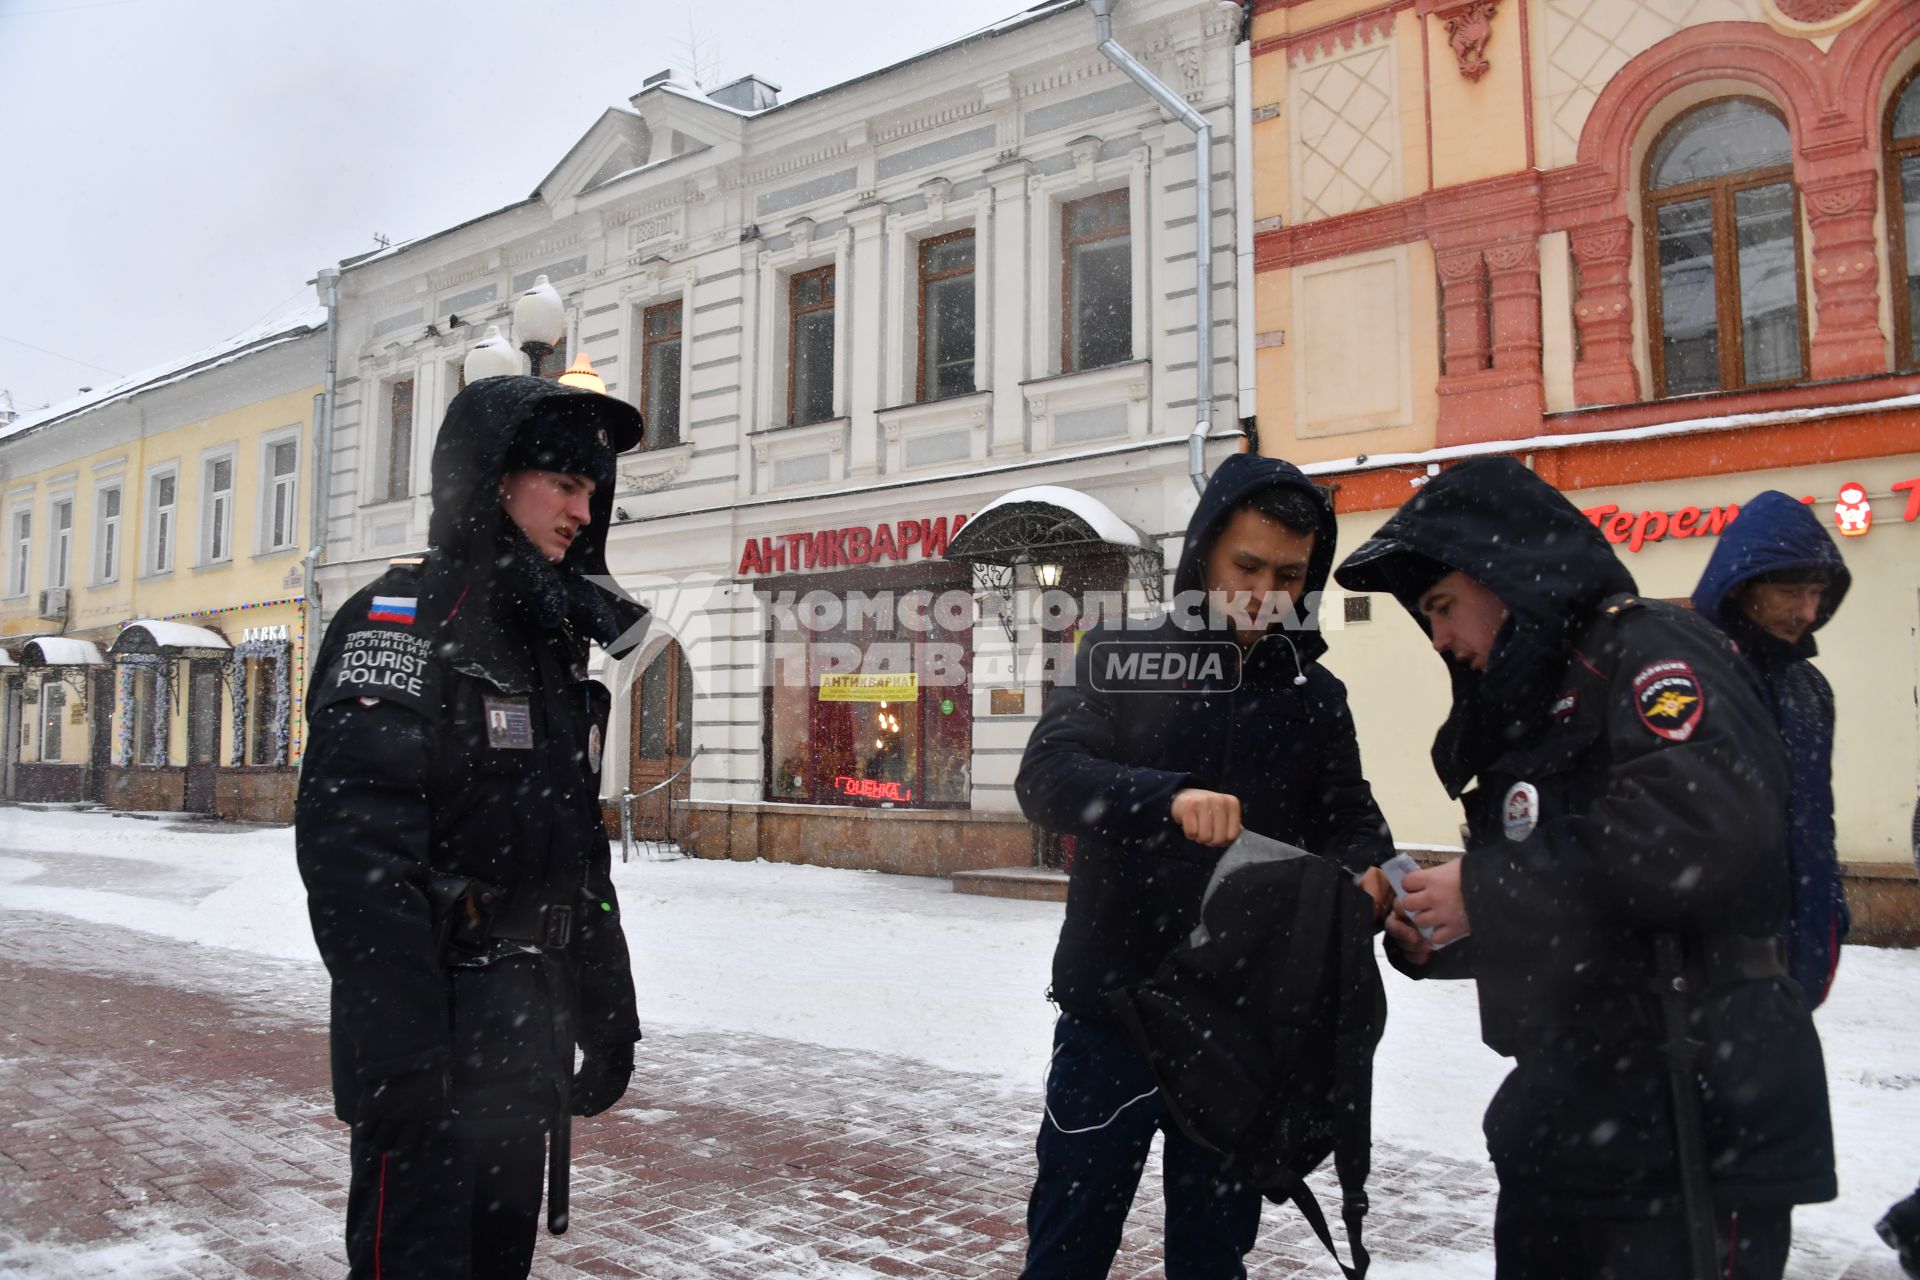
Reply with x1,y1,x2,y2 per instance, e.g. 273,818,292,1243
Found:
835,775,913,802
1584,475,1920,553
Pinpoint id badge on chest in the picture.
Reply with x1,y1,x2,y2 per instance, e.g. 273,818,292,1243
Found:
483,695,535,750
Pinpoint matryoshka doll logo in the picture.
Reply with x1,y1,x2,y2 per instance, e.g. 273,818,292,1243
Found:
1833,482,1871,538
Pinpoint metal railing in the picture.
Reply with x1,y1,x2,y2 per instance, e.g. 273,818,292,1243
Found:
618,746,701,863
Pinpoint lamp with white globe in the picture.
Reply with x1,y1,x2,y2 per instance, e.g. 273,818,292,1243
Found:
512,274,566,378
461,325,521,383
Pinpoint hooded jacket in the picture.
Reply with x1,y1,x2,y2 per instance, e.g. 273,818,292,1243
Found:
1336,458,1834,1215
1692,490,1852,1006
1017,453,1394,1026
297,376,646,1124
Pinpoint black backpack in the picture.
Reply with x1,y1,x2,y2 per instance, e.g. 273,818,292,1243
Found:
1106,833,1384,1278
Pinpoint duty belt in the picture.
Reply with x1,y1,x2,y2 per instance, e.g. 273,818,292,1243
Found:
488,900,576,950
1680,933,1785,993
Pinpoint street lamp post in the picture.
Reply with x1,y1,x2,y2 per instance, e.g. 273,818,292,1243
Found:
462,325,521,383
512,274,566,378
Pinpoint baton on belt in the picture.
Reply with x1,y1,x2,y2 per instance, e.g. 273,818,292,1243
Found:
1653,933,1718,1280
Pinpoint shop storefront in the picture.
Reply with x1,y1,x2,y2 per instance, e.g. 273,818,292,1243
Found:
3,639,107,805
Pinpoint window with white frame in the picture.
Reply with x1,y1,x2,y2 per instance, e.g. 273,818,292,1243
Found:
96,485,122,583
202,454,234,564
1061,190,1133,373
382,378,414,502
918,230,977,401
9,508,30,597
641,300,683,448
788,266,837,426
262,434,299,551
47,497,72,590
147,470,177,575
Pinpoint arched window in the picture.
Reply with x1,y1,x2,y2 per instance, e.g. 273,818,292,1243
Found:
1644,99,1805,396
1888,68,1920,371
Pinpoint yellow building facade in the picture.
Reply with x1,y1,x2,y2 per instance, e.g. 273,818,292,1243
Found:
0,315,323,819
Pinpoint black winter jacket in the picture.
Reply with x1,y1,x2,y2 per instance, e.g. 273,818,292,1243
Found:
297,376,647,1124
1017,454,1394,1026
1337,457,1835,1215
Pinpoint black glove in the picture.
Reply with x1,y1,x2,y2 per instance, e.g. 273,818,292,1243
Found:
353,1067,450,1153
570,1043,635,1117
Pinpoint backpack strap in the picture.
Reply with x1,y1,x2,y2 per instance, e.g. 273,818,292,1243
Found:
1327,878,1377,1279
1272,1170,1368,1280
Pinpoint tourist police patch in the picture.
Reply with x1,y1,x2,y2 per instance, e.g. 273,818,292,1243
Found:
312,624,439,719
1631,660,1705,742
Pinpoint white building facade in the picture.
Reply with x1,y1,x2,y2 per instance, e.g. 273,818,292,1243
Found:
316,0,1249,874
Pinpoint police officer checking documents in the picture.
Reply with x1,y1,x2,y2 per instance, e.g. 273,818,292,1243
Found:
1334,457,1835,1280
297,373,648,1278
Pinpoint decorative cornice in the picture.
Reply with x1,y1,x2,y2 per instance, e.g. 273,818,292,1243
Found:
872,98,988,146
1254,6,1405,66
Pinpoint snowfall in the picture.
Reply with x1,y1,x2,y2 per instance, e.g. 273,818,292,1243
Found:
0,805,1915,1279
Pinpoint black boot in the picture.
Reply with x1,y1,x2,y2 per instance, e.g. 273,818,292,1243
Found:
1878,1187,1920,1279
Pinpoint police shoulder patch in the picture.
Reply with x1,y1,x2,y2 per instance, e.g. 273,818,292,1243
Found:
1631,659,1705,742
311,582,443,721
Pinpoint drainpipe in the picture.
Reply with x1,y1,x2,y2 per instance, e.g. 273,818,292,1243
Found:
303,268,341,667
1090,0,1214,494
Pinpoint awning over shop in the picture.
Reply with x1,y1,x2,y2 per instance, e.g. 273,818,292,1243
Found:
0,648,15,667
110,620,232,660
944,484,1151,565
20,637,104,666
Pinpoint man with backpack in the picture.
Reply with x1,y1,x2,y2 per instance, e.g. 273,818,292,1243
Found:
1015,453,1395,1279
1335,458,1834,1279
1691,490,1851,1008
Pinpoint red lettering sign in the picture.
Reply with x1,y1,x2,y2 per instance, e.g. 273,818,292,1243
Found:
834,775,913,802
737,515,971,576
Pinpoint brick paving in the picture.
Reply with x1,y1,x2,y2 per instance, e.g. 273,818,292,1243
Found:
0,907,1901,1279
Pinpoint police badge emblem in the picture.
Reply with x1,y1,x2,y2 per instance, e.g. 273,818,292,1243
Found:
587,724,603,773
1503,781,1539,842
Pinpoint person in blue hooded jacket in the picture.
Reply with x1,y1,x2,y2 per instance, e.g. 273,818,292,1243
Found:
1691,490,1852,1008
1014,453,1395,1279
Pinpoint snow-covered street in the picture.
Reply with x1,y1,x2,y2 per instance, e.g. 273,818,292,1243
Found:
0,806,1913,1278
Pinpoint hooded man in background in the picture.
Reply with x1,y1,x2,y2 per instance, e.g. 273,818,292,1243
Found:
1015,453,1395,1279
1335,457,1833,1279
298,374,648,1279
1691,490,1852,1007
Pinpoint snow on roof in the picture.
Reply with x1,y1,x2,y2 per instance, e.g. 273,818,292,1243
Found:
2,305,326,446
118,620,231,651
1297,391,1920,481
968,484,1149,549
22,638,104,666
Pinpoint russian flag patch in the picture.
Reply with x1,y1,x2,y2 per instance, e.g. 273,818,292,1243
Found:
367,595,418,625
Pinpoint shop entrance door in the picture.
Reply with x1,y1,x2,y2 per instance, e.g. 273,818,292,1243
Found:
1033,552,1127,869
628,641,692,839
183,661,221,814
86,670,111,804
1,679,20,801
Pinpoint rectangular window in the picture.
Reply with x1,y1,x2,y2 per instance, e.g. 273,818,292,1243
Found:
9,509,30,597
385,378,414,502
48,498,71,590
1656,196,1719,396
265,437,299,550
788,266,836,426
1900,155,1920,368
642,301,683,449
39,684,63,763
918,231,977,402
203,455,233,563
149,472,177,574
1062,190,1132,373
96,486,121,583
764,576,972,808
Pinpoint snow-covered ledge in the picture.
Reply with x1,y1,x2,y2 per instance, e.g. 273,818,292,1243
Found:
1020,360,1151,453
617,442,693,494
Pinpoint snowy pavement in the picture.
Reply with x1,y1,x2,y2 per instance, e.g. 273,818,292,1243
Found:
0,807,1913,1278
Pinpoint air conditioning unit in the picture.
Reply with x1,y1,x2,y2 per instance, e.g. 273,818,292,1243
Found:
36,588,68,619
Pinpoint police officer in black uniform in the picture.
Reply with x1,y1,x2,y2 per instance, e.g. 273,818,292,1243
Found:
297,374,648,1279
1333,458,1834,1280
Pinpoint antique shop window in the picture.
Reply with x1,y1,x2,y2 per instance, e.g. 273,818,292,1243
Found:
1062,190,1132,373
764,575,972,808
918,230,976,401
789,266,836,426
641,300,683,448
1889,68,1920,370
1644,99,1805,396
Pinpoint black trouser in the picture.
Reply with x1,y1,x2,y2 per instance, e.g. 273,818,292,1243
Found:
1494,1192,1792,1280
345,1116,547,1280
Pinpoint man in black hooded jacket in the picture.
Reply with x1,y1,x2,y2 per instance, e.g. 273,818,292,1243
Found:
1335,457,1834,1279
1015,453,1394,1279
297,374,648,1279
